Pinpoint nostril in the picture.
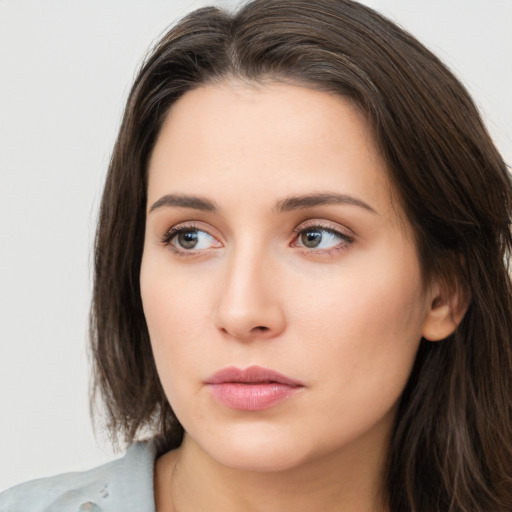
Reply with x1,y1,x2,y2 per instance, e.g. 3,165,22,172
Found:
253,326,269,332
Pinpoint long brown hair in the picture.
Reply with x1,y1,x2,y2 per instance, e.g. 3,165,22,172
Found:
90,1,512,510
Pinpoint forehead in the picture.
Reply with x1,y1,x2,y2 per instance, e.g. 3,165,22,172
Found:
147,81,394,218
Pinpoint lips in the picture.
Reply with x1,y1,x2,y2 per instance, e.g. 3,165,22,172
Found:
205,365,304,411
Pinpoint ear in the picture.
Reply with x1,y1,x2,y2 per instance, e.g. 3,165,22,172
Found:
422,277,470,342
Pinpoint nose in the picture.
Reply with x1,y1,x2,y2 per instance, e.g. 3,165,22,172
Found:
213,248,286,341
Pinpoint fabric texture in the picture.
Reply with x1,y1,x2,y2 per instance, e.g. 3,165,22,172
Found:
0,440,157,512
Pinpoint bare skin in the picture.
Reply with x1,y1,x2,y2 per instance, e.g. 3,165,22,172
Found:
143,82,464,511
154,427,390,512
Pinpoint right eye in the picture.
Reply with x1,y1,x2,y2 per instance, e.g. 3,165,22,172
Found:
162,227,221,253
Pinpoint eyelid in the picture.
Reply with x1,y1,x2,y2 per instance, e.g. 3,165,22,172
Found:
290,219,355,253
159,219,354,255
292,219,355,239
160,221,223,251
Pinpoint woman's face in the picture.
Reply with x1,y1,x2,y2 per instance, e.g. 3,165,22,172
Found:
141,82,436,473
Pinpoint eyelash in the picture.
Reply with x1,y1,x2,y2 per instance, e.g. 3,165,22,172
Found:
160,222,218,257
291,222,354,254
160,222,354,256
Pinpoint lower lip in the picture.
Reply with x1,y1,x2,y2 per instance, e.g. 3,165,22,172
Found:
207,383,302,411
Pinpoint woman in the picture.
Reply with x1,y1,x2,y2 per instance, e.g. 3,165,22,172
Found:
2,0,511,510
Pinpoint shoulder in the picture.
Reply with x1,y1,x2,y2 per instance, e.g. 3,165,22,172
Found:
0,440,157,512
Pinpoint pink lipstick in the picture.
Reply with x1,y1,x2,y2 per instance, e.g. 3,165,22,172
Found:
205,365,304,411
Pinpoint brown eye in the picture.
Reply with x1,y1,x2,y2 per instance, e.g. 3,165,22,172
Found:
177,230,199,249
300,229,323,248
165,227,221,252
296,226,352,251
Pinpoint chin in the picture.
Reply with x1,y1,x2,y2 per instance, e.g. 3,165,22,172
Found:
210,443,311,474
188,422,315,473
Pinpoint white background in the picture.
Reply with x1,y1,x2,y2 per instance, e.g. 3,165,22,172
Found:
1,0,511,492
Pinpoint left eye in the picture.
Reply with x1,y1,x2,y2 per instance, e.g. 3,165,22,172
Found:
295,227,348,250
169,228,218,250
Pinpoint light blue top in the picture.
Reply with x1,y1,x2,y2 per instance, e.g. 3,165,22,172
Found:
0,440,157,512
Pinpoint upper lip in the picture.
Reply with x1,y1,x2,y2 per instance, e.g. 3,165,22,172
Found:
205,365,304,387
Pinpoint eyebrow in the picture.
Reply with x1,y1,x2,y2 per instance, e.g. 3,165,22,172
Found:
275,193,378,214
149,194,217,213
149,192,378,215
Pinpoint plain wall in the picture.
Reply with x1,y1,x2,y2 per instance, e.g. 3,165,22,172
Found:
1,0,511,492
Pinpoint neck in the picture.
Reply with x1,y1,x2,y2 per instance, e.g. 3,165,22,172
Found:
155,433,390,512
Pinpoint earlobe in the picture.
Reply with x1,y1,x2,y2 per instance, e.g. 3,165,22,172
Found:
422,280,470,342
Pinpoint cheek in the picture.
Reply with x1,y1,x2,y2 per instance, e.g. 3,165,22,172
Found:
140,261,228,435
140,261,211,386
291,250,426,396
302,238,426,337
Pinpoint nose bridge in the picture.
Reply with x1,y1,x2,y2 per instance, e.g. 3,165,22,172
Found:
214,238,285,340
